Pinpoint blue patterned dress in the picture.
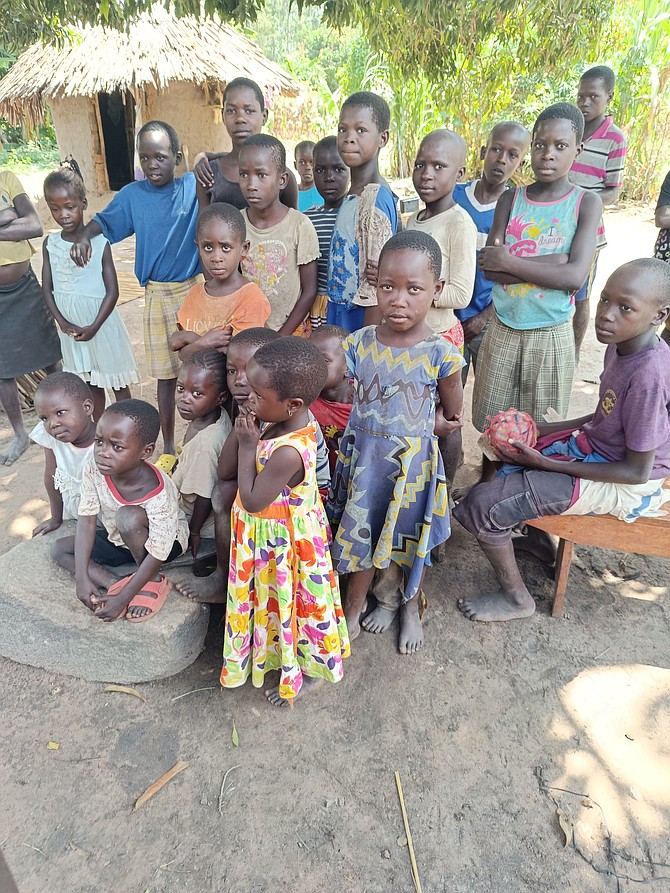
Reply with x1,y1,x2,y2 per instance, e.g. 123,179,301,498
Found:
327,326,464,601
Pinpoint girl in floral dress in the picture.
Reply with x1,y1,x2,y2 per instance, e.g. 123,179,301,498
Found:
220,337,349,706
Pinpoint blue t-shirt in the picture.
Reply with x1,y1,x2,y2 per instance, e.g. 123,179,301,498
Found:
453,180,499,322
298,184,322,212
94,174,200,286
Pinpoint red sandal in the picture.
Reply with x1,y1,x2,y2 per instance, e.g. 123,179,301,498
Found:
125,574,172,623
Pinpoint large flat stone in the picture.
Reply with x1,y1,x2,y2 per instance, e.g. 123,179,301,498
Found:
0,524,210,683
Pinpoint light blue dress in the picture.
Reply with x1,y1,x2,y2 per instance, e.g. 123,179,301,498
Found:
47,232,139,390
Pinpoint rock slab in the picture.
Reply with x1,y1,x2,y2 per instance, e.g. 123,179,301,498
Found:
0,525,210,683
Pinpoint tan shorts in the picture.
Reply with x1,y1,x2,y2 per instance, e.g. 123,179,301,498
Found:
144,276,202,379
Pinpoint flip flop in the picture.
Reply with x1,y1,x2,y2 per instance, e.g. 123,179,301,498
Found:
125,574,172,623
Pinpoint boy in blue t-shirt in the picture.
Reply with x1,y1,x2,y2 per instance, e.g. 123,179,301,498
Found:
453,122,529,383
70,121,200,456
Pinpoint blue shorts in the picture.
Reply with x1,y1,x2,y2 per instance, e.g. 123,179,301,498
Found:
326,301,365,333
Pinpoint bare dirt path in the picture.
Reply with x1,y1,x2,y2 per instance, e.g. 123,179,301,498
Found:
0,206,668,893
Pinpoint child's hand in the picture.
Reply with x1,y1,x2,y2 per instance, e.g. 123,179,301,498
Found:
73,325,98,342
500,440,547,468
189,531,201,559
434,407,463,438
364,259,379,287
199,326,233,351
76,575,102,611
479,239,509,273
235,412,260,448
32,517,62,537
462,307,493,342
70,237,92,268
194,153,215,188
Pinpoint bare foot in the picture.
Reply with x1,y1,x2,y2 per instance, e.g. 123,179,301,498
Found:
344,606,361,641
362,605,397,634
0,433,30,466
265,675,324,707
398,598,423,655
458,590,536,622
175,567,227,603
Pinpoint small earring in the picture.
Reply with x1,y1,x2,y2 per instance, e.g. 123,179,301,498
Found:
287,407,293,417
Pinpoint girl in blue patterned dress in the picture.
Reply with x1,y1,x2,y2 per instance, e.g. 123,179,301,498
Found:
328,231,464,655
42,162,139,421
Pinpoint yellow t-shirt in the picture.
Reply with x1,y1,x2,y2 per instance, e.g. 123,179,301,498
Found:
0,170,35,265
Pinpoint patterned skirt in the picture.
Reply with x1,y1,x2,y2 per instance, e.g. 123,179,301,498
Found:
221,499,350,700
328,427,451,602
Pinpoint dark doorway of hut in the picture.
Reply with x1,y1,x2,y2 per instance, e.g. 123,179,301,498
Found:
98,91,135,191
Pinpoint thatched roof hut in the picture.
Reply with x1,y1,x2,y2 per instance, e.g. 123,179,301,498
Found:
0,6,299,193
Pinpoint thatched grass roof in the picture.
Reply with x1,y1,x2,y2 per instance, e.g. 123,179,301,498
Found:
0,6,299,126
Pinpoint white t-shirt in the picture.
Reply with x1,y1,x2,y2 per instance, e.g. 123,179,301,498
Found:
30,421,94,520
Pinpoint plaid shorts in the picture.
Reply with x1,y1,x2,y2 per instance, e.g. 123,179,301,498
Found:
144,276,202,379
471,315,575,432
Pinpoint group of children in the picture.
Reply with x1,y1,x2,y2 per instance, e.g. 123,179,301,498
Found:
2,66,669,708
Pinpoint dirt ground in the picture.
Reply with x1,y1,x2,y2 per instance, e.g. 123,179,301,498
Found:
1,206,669,893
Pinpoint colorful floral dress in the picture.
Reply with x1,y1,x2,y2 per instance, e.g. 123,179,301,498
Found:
327,326,464,602
221,422,350,700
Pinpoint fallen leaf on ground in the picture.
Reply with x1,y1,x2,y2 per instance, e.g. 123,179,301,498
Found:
47,741,59,750
103,684,147,704
232,722,239,747
557,809,573,847
133,760,188,811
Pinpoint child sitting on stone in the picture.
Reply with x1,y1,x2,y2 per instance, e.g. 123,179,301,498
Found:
52,399,188,622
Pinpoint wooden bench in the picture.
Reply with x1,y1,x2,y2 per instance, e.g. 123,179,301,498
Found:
526,480,670,617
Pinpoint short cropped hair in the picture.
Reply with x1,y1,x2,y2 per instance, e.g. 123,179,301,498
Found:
196,202,246,243
580,65,616,93
309,324,349,344
488,121,531,147
341,91,390,133
379,230,442,282
35,371,92,404
228,327,281,353
223,77,265,109
313,135,338,160
295,140,315,159
137,120,180,156
181,349,228,394
239,134,286,173
103,399,160,446
618,258,670,307
533,102,584,143
252,337,327,405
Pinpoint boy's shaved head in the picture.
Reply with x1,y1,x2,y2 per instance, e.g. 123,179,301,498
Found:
420,129,467,165
489,121,530,147
616,258,670,307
